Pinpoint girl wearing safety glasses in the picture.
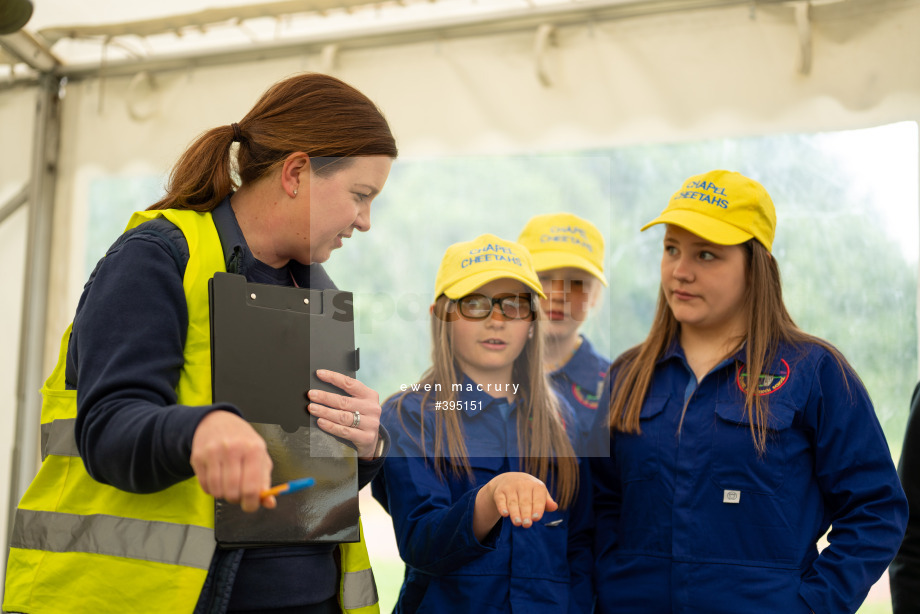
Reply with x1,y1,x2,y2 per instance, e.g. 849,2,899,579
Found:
371,234,594,614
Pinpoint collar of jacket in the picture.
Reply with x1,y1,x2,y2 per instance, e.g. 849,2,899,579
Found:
552,335,608,391
213,194,336,290
658,336,792,378
453,372,519,420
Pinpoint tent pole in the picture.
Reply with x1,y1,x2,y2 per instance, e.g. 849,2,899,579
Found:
0,184,29,226
4,73,62,587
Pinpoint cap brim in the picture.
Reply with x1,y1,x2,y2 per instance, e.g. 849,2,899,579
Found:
530,252,608,286
439,270,547,301
640,209,753,246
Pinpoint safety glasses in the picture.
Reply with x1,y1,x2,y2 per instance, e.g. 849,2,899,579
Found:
450,293,535,320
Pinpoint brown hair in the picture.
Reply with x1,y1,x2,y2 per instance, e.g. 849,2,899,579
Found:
608,239,855,453
149,73,397,211
392,294,579,508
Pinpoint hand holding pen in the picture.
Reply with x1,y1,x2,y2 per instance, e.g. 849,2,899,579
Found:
191,411,277,513
260,477,315,502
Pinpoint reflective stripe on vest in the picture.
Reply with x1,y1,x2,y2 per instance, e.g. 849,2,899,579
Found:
40,418,78,459
340,518,379,612
343,568,378,610
10,509,214,570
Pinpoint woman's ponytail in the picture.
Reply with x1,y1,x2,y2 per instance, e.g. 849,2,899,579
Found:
148,73,396,212
148,124,237,211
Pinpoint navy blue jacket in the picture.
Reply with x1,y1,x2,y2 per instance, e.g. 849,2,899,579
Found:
67,197,385,612
548,335,610,452
372,379,594,613
590,340,907,614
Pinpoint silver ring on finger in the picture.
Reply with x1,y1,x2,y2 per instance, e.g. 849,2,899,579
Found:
350,410,361,429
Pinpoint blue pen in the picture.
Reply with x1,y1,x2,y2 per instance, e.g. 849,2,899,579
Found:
260,477,315,499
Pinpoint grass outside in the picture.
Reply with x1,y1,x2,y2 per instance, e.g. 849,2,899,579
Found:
368,557,405,613
859,602,892,614
857,569,893,614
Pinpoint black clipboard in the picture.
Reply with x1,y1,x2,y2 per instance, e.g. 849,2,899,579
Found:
208,272,360,546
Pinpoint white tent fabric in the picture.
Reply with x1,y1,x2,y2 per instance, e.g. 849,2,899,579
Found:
2,0,920,599
0,84,37,580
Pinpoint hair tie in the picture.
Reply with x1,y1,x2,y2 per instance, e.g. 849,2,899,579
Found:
230,122,242,143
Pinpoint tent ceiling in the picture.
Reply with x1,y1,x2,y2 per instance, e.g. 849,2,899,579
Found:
35,0,393,43
0,0,809,84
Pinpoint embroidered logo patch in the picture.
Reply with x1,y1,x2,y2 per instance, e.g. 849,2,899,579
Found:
571,383,600,409
735,359,790,396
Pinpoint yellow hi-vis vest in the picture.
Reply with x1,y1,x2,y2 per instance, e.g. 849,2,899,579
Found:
4,209,379,614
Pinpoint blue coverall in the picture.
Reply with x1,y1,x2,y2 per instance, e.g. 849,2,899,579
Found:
590,341,907,614
373,378,594,613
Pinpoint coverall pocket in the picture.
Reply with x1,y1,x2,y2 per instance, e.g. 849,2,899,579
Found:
711,401,796,494
618,395,668,482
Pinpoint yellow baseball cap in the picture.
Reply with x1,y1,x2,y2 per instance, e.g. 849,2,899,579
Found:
434,234,546,300
641,170,776,252
517,213,608,285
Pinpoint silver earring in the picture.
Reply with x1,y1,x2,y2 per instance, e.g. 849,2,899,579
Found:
293,189,298,197
528,327,534,339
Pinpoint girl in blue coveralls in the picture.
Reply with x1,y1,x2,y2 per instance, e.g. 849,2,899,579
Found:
518,213,611,449
372,234,594,614
590,170,908,614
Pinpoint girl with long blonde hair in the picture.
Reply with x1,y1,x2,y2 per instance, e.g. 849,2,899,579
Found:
372,234,593,614
590,170,907,614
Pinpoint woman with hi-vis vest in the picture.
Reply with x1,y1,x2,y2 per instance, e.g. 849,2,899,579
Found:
4,73,395,614
589,170,907,613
